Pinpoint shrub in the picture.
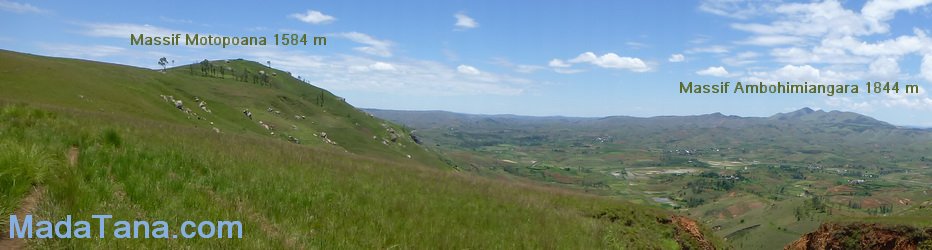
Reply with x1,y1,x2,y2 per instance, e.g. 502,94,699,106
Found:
102,128,122,147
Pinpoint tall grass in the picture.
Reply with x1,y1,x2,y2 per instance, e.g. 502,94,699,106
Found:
0,106,56,233
0,104,718,249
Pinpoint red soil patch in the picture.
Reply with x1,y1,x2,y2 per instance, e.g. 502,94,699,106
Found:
860,198,882,209
828,185,854,194
549,173,578,184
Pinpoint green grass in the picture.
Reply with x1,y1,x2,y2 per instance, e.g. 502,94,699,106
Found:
0,106,57,230
2,101,691,249
0,50,721,249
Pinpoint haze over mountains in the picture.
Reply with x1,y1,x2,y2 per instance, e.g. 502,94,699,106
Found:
368,107,905,129
367,108,930,169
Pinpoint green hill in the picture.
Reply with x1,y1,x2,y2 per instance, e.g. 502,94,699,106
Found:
0,50,721,249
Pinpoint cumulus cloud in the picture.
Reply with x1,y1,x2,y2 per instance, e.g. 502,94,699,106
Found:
337,32,393,57
730,0,932,67
669,54,685,62
457,64,481,75
696,66,730,77
289,10,335,24
567,52,651,72
454,13,478,29
861,0,932,34
708,0,932,117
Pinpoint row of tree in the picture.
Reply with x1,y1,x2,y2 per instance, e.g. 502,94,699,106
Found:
181,59,273,86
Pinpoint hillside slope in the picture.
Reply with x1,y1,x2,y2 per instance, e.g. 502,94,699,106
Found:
0,50,721,249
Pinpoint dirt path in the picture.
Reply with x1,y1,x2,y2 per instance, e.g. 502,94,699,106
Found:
0,186,46,250
0,146,73,249
671,215,715,250
198,186,304,249
68,145,79,167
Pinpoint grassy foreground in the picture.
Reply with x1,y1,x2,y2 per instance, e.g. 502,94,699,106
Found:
0,50,721,249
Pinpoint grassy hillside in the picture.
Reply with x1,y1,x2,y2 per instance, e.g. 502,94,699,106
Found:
0,50,721,249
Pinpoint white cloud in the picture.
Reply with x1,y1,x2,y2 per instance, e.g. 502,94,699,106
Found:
723,51,758,66
771,65,823,81
842,31,930,57
770,46,870,65
745,64,852,84
0,0,45,13
369,62,396,71
867,57,900,79
337,32,393,57
553,68,584,74
696,66,729,77
861,0,932,34
686,45,729,54
729,0,932,70
454,13,478,29
567,52,651,72
825,88,932,112
82,23,183,38
722,0,932,96
669,54,685,62
765,29,932,66
731,1,873,37
491,58,544,73
238,48,531,96
698,0,780,19
737,35,806,46
922,54,932,82
457,64,481,75
514,64,544,73
289,10,335,24
348,61,397,73
548,59,571,68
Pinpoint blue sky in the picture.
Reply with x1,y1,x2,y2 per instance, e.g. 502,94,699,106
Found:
2,0,932,126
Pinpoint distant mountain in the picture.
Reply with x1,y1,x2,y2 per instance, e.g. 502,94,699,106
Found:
769,107,893,128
